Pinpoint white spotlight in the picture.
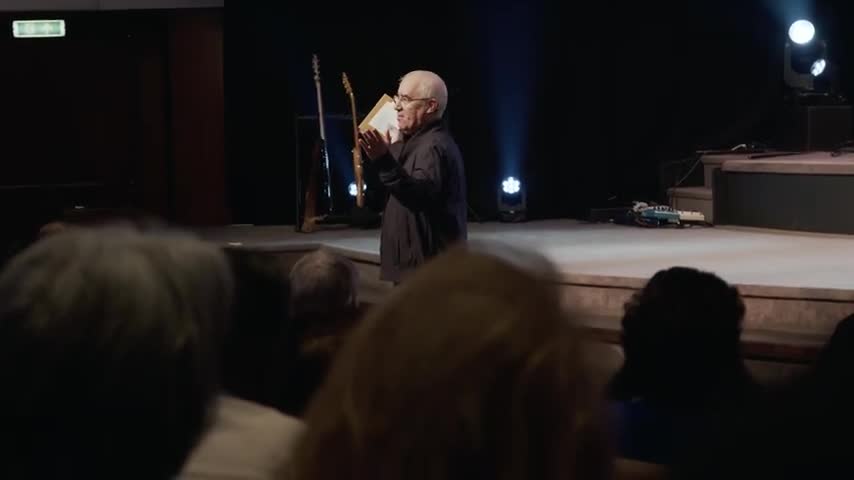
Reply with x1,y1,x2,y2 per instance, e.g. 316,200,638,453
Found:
501,176,521,195
348,181,367,197
788,19,815,45
810,58,827,77
498,176,526,222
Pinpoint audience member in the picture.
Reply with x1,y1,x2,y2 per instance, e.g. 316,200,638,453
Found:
290,244,612,480
607,266,759,465
285,248,360,416
37,220,71,238
0,227,231,479
218,249,295,408
682,313,854,479
182,248,304,479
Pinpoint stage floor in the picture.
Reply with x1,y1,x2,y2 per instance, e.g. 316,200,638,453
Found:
199,219,854,369
200,219,854,294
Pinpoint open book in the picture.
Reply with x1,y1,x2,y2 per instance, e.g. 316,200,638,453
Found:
358,94,399,138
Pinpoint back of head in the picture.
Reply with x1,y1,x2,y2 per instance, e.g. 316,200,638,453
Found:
612,266,750,405
286,249,359,414
289,248,358,348
810,313,854,389
37,221,70,239
221,249,293,408
0,227,231,478
291,244,611,480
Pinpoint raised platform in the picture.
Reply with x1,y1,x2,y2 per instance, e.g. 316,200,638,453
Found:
721,151,854,175
715,151,854,234
198,220,854,377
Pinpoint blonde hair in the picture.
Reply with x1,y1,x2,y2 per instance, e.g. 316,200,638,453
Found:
290,244,612,480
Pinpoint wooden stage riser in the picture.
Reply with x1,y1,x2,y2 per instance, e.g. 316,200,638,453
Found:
561,283,854,340
268,249,832,371
715,171,854,235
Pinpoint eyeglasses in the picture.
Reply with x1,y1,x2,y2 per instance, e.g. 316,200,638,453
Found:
393,94,433,106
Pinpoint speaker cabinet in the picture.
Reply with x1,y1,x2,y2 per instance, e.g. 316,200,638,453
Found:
777,104,852,151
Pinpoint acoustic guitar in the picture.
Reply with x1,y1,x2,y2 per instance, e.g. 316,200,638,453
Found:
342,72,364,208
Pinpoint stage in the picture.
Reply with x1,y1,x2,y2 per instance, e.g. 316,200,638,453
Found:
198,219,854,379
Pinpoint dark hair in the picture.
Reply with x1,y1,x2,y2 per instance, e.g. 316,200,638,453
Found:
290,244,611,480
609,266,752,406
673,318,854,479
0,228,231,479
220,248,295,409
807,313,854,390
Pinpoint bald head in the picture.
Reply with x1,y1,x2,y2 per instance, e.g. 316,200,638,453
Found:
399,70,448,118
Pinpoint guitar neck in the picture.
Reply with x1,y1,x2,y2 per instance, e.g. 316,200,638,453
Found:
315,80,327,141
307,54,333,217
347,94,364,207
349,97,359,144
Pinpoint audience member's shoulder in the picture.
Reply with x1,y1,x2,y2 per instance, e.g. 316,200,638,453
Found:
217,395,303,433
181,395,304,480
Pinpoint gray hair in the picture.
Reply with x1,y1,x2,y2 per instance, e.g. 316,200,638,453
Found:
400,70,449,117
289,248,358,320
0,226,232,478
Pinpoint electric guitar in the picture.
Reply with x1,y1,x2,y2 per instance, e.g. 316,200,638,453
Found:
301,54,334,232
342,72,364,208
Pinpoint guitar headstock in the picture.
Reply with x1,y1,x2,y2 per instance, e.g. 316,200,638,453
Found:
342,72,353,97
312,54,320,82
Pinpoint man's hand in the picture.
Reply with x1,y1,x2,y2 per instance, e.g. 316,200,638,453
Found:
359,129,392,161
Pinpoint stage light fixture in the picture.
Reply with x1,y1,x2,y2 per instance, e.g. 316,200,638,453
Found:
776,18,850,152
348,181,367,197
811,59,826,77
498,176,526,222
502,176,521,195
784,19,829,92
788,19,815,45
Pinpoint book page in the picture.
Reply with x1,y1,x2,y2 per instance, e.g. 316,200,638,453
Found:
359,94,398,136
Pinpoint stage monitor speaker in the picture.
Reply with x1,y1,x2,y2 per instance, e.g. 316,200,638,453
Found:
777,104,852,151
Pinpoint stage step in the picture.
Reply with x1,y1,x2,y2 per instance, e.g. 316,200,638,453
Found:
667,186,713,223
664,153,755,224
701,154,729,189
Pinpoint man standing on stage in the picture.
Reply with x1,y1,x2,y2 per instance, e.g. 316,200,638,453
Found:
359,70,467,283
